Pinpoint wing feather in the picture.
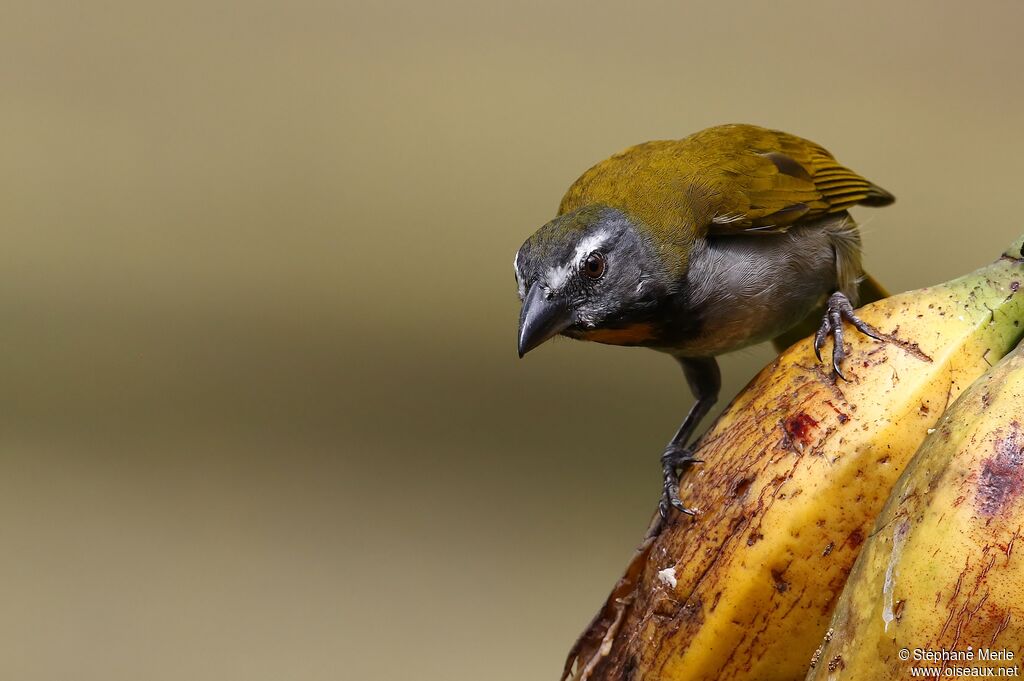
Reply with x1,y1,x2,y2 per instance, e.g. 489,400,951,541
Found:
556,124,894,243
701,126,893,234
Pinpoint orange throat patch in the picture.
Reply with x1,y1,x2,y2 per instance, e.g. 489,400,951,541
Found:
576,323,655,346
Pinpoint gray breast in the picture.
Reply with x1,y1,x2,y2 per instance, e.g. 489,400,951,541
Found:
668,213,861,357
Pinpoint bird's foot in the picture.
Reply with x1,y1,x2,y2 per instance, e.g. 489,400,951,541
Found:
813,291,884,380
659,446,702,518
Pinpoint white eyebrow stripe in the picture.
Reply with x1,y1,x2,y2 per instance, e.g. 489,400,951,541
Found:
573,232,610,262
544,229,611,291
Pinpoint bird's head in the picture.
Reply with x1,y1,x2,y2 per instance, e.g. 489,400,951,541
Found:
514,205,671,356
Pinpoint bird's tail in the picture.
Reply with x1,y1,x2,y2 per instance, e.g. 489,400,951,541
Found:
855,270,890,304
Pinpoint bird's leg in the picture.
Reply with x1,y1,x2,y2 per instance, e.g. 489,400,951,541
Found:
660,356,720,519
813,291,885,380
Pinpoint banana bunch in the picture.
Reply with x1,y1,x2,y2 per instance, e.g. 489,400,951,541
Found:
565,235,1024,681
808,323,1024,680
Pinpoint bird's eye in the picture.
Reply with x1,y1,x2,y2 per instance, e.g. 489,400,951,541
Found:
582,252,606,280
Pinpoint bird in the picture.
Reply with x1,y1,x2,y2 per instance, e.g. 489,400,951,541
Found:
513,123,894,519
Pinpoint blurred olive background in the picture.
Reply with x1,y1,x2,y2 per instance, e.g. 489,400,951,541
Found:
1,1,1023,679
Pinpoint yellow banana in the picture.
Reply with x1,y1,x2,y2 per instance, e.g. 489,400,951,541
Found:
807,330,1024,680
565,236,1024,681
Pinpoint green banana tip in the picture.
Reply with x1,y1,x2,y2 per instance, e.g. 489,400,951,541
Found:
1004,233,1024,260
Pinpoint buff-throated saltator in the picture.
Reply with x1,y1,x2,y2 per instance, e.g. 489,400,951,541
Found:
514,123,894,518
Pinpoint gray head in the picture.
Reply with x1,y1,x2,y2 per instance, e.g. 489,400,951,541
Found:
514,205,669,356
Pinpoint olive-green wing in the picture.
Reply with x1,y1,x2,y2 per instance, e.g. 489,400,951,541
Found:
693,125,894,234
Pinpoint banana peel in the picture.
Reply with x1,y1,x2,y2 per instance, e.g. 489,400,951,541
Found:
808,317,1024,680
565,235,1024,681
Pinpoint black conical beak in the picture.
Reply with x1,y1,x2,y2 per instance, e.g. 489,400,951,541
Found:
518,284,574,358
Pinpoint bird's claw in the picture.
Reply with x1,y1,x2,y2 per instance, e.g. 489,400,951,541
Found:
814,291,884,380
660,447,701,518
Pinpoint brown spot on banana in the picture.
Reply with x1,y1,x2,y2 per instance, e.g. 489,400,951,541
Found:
771,567,790,593
975,423,1024,517
783,412,818,446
